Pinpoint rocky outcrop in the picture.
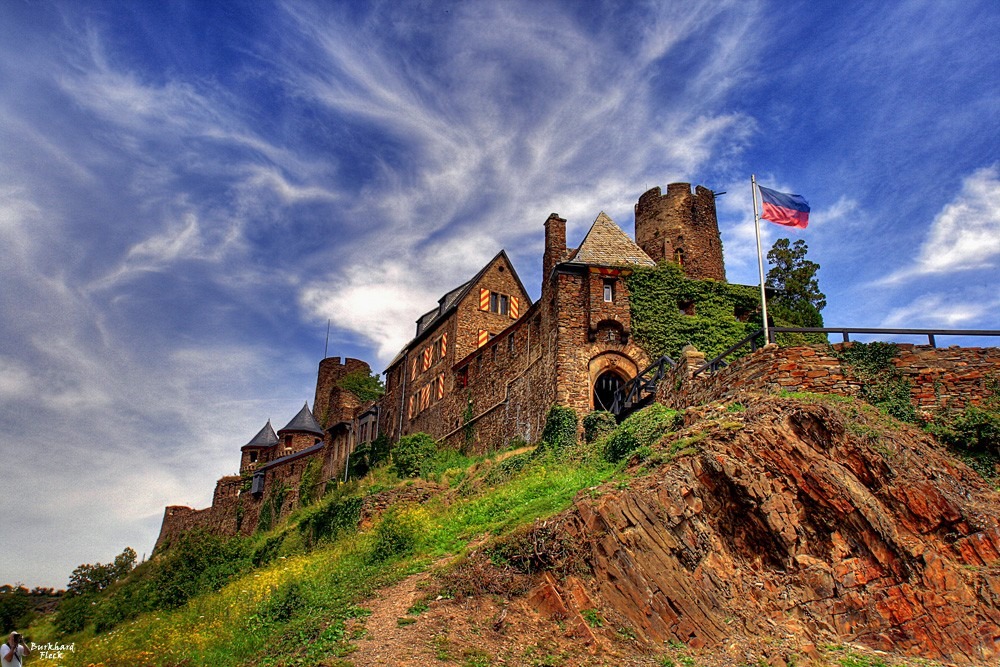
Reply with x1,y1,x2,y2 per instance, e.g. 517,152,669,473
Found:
563,396,1000,664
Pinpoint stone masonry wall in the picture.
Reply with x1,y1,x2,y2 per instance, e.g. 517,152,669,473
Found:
634,183,725,282
658,343,1000,412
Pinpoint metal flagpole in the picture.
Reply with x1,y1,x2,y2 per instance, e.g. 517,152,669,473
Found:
751,174,771,345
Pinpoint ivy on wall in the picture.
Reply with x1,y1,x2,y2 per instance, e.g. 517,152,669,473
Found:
625,262,762,361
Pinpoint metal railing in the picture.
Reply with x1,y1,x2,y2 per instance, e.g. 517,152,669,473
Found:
693,326,1000,377
610,354,676,417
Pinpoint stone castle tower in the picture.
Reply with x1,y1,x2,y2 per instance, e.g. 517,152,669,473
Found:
634,183,726,281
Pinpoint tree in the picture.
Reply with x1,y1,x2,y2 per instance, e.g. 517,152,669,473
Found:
338,370,385,403
66,547,137,597
766,238,826,328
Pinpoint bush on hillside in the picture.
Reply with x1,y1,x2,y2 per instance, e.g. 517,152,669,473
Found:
583,410,617,443
540,405,578,451
393,433,438,478
603,404,682,463
368,508,424,563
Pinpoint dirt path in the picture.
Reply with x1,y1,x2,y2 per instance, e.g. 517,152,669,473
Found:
347,571,440,667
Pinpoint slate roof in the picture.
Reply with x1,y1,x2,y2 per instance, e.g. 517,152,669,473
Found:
566,212,655,268
277,402,324,437
241,420,279,450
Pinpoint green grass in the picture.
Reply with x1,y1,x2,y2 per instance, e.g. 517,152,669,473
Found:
30,436,617,667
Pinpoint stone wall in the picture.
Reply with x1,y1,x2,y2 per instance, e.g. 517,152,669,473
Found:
659,343,1000,412
634,183,725,282
381,252,529,444
314,357,369,430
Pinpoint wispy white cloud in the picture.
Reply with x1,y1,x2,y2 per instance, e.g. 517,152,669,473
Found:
879,292,1000,329
878,165,1000,284
284,0,760,356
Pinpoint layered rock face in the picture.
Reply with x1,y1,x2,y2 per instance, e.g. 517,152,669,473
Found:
564,397,1000,664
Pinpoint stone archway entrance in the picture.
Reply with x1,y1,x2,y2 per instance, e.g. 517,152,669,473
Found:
593,370,626,412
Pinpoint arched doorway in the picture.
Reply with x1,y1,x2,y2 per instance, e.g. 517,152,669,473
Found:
593,370,625,412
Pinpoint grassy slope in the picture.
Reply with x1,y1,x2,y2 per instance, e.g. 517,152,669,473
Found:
29,393,992,667
29,447,619,667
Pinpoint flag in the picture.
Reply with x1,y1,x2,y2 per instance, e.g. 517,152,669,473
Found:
758,185,810,228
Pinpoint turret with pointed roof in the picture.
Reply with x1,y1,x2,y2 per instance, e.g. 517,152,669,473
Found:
239,420,278,473
276,402,325,456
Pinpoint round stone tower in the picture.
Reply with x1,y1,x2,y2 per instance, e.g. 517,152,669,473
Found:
634,183,726,282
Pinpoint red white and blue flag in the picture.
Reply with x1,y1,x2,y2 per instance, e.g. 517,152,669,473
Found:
758,185,810,229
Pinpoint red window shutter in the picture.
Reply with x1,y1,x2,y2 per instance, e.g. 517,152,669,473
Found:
509,296,519,319
407,395,414,419
480,288,490,311
437,373,444,399
420,384,430,410
422,346,432,370
478,329,488,348
440,333,448,357
410,357,418,379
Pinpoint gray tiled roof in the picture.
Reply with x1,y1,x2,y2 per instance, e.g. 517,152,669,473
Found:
277,402,324,437
567,212,655,267
241,420,279,450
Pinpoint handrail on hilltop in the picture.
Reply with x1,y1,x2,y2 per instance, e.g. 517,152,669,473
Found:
610,354,676,416
693,326,1000,377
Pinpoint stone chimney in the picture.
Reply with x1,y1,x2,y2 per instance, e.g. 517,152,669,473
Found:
543,213,567,287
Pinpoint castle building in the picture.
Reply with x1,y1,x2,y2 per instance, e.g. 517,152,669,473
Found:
156,183,726,546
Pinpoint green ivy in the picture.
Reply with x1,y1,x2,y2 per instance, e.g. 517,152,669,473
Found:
583,410,617,443
257,483,288,534
337,369,385,403
602,404,682,462
625,262,762,361
539,405,579,451
298,458,323,508
393,433,438,478
835,342,916,423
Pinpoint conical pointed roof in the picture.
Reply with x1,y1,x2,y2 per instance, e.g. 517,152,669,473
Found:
241,420,279,450
567,212,655,267
277,402,325,437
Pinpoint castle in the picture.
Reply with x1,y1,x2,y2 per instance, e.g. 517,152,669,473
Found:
155,183,728,546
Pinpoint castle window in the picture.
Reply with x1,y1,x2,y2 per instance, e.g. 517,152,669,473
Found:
674,249,684,266
249,451,258,463
508,334,516,355
603,279,615,303
489,292,509,315
456,366,468,388
678,299,696,316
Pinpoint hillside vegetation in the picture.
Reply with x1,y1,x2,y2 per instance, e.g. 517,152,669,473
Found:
25,382,1000,666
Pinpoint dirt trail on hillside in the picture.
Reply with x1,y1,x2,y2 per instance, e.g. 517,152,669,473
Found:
348,571,439,667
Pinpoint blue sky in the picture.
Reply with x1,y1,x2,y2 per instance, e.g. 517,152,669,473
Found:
1,0,997,588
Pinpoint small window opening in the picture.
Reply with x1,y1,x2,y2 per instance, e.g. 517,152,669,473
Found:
678,300,696,316
249,451,258,463
603,279,615,303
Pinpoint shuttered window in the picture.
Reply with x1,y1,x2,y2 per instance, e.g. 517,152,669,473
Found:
436,373,445,399
441,333,448,357
478,329,489,348
422,346,432,371
510,296,519,319
480,288,490,311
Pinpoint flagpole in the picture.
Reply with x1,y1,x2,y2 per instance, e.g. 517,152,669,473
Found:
751,174,771,345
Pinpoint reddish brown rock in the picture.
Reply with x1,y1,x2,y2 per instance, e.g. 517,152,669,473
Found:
558,396,1000,665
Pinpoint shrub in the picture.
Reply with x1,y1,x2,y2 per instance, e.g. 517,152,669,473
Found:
298,496,363,548
298,458,323,508
393,433,438,478
928,405,1000,456
540,405,579,451
836,342,916,423
603,404,682,462
368,508,423,563
583,410,617,443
